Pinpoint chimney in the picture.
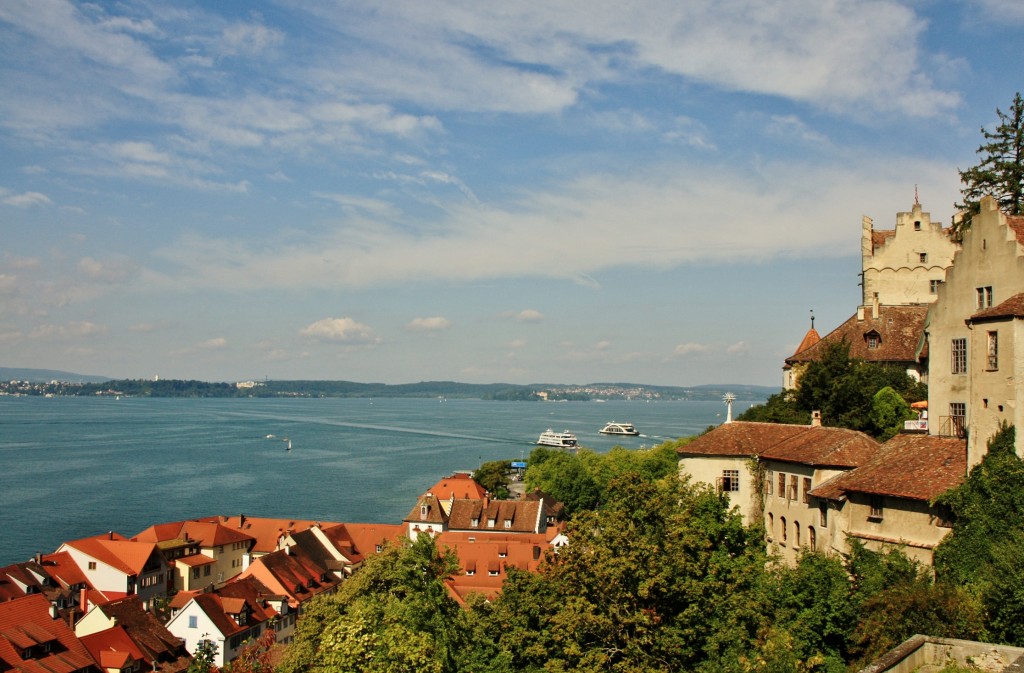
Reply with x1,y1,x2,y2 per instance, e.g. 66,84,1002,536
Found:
239,514,246,529
49,603,58,619
811,410,822,427
108,531,114,540
79,587,88,612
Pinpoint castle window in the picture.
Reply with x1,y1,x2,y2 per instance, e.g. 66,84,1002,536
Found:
866,332,879,349
914,220,921,230
869,495,883,520
780,517,787,544
977,286,993,308
919,252,927,263
788,475,798,501
987,331,998,370
950,402,967,438
778,473,786,498
794,521,801,546
808,526,816,550
951,338,967,374
819,502,828,528
802,477,812,504
720,469,740,492
766,470,774,495
930,279,942,294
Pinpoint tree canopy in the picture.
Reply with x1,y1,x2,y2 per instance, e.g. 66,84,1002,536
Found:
955,91,1024,238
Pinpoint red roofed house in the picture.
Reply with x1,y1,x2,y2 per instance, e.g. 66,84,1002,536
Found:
164,576,284,667
678,418,881,565
0,593,99,673
425,473,488,515
74,596,191,673
134,520,255,592
435,531,550,604
194,515,335,558
926,195,1024,465
236,545,340,622
78,626,148,673
56,533,169,609
809,434,966,565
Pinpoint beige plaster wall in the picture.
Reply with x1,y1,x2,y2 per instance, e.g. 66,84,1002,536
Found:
678,455,758,525
927,197,1024,465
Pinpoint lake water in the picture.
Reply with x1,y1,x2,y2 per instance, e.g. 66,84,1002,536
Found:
0,395,759,564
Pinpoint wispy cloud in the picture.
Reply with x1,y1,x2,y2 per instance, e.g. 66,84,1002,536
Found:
406,316,452,332
299,317,380,344
3,191,52,207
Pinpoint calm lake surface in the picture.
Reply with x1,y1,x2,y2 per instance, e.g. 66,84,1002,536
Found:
0,396,761,564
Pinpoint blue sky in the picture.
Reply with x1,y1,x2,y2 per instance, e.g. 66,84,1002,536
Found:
1,0,1021,387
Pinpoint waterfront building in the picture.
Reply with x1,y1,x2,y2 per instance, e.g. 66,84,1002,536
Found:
134,520,255,592
0,593,99,673
57,533,169,610
75,596,191,673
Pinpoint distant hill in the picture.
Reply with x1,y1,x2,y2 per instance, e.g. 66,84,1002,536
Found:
0,367,110,383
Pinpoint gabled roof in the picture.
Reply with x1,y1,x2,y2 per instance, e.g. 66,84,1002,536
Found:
786,305,928,365
425,473,488,502
0,561,50,602
340,524,404,558
0,594,98,673
677,421,811,458
435,532,550,603
810,434,965,502
404,494,449,526
447,499,545,534
39,552,90,590
135,520,255,549
970,292,1024,322
91,596,189,668
793,327,821,357
193,516,333,554
241,547,339,606
679,421,879,469
78,626,145,672
183,577,279,640
760,425,880,469
62,534,161,577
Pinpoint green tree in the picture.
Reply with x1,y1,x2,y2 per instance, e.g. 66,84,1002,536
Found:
737,389,809,425
955,92,1024,238
869,386,914,441
473,460,512,499
186,639,218,673
279,535,471,673
523,449,600,515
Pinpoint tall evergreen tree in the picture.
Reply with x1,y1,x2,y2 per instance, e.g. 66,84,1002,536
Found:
955,92,1024,238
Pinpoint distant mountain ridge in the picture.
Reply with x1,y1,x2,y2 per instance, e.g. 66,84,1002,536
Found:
0,369,777,400
0,367,111,383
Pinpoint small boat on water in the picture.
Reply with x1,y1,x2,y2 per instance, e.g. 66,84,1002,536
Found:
537,429,578,448
599,421,639,436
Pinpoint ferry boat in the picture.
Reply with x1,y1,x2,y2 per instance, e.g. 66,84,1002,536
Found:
599,421,639,436
536,429,578,448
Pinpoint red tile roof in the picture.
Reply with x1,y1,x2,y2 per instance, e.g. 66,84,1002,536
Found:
871,229,896,253
89,595,190,673
175,555,216,568
809,434,965,501
446,499,545,534
793,327,821,357
435,532,549,603
759,425,880,469
135,520,255,550
193,516,333,554
62,534,161,577
787,305,928,365
39,552,89,590
78,626,145,672
677,421,811,458
240,547,339,607
0,594,98,673
425,473,488,501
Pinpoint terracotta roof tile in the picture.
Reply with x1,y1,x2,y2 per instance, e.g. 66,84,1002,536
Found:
63,534,161,577
92,595,189,670
793,327,821,356
0,594,98,673
760,425,880,468
872,229,896,252
809,434,965,501
787,305,927,364
1008,215,1024,246
425,473,488,501
677,421,811,458
446,499,544,533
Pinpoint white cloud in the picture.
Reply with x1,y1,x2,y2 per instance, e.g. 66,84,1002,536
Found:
3,191,52,208
673,342,710,356
200,337,227,349
406,316,452,332
77,256,140,284
219,22,285,56
726,341,750,355
512,309,544,323
299,317,380,344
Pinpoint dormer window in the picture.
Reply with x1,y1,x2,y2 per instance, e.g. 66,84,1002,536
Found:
504,519,512,529
471,518,479,527
420,505,428,520
865,331,880,349
487,518,496,528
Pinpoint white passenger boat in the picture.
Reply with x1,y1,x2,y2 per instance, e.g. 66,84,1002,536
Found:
536,429,578,448
599,421,639,436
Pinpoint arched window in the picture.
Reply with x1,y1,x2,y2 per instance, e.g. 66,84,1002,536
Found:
780,517,787,543
768,513,774,538
794,521,801,547
808,526,816,550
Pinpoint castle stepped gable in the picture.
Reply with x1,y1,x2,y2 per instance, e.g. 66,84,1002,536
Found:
810,434,965,502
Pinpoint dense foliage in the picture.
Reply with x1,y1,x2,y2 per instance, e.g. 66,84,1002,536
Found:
955,91,1024,238
473,460,513,499
738,340,924,439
